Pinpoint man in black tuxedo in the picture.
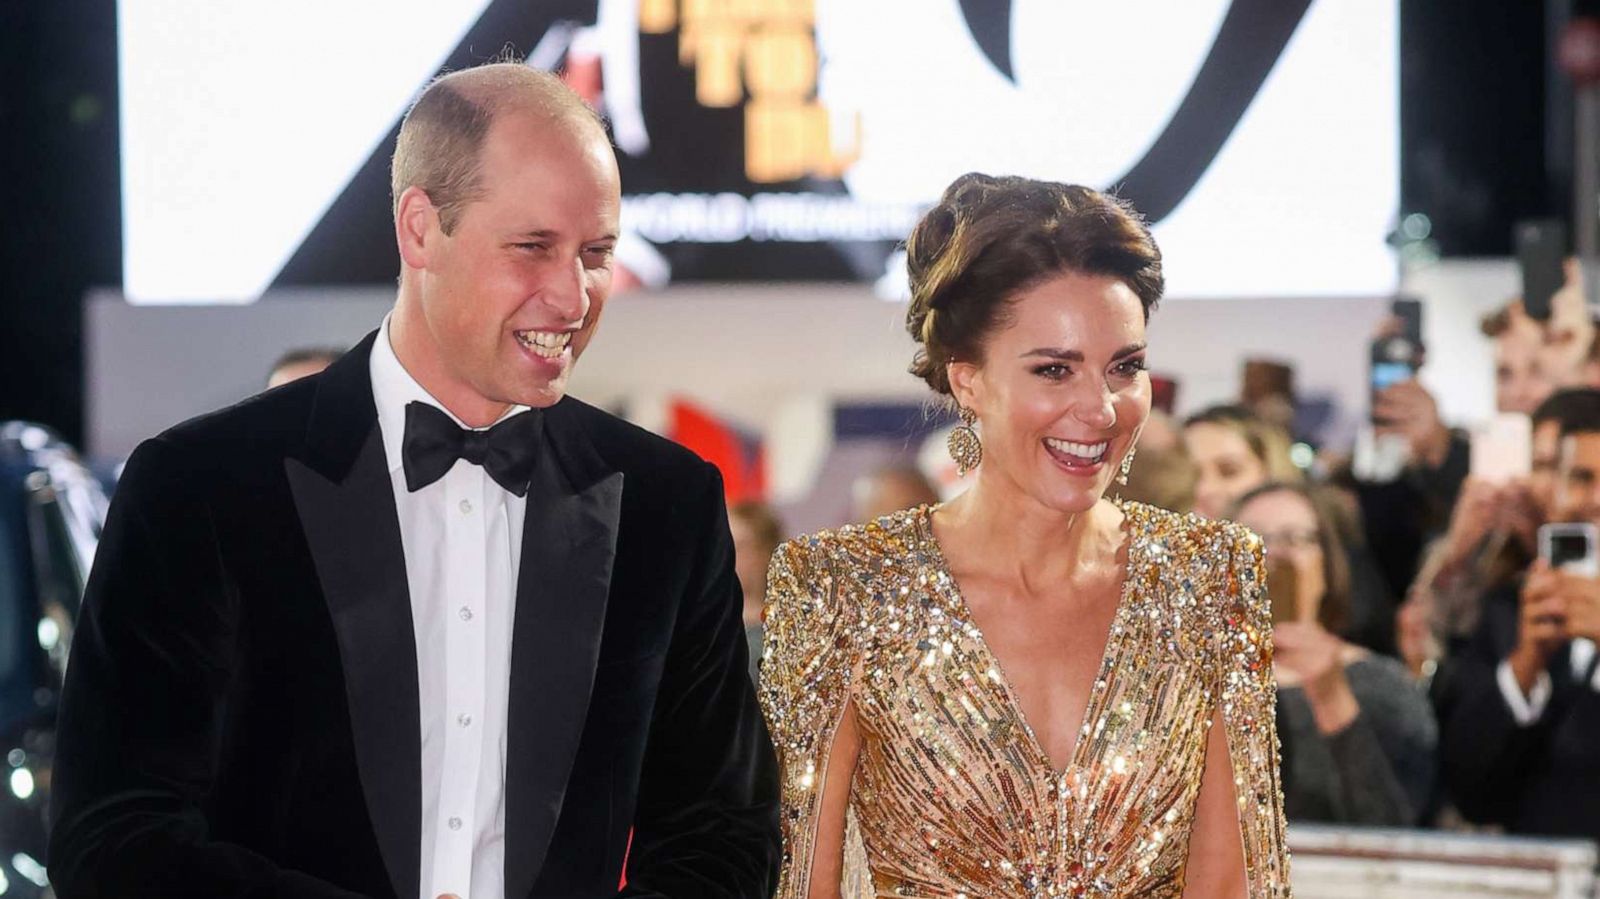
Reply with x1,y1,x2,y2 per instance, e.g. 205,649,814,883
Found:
1441,389,1600,841
49,63,779,898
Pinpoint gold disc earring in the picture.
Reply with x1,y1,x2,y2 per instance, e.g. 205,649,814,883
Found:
948,407,983,476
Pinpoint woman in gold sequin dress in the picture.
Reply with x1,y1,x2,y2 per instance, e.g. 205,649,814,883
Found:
759,175,1292,899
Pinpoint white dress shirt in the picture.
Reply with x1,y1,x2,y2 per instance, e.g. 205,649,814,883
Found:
371,317,527,899
1497,638,1600,726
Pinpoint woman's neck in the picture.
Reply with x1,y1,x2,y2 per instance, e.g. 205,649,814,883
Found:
937,471,1117,593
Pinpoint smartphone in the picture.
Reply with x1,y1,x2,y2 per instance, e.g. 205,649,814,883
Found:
1369,336,1419,425
1371,359,1415,392
1517,219,1568,321
1539,522,1600,576
1470,412,1533,483
1266,557,1300,625
1393,296,1423,344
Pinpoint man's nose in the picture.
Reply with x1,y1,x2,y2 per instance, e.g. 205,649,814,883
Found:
544,255,590,323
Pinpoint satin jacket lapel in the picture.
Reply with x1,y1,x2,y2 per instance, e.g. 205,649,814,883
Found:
504,400,623,897
285,332,422,899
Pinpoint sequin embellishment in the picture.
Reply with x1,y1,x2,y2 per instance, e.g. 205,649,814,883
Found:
758,501,1292,898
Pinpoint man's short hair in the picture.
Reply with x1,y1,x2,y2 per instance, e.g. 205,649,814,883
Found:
270,346,344,376
390,62,606,235
1480,301,1519,338
1543,388,1600,438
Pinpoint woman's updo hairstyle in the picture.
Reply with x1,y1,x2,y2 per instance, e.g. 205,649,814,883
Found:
905,173,1163,396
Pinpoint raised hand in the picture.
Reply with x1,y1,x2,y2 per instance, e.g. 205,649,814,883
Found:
1273,621,1359,734
1374,379,1451,469
1510,560,1571,695
1439,478,1505,567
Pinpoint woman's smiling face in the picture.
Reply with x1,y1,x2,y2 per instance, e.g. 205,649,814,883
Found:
948,270,1151,515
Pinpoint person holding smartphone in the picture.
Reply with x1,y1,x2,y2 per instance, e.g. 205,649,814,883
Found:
1355,291,1584,644
1232,483,1436,827
1441,392,1600,842
1397,390,1600,681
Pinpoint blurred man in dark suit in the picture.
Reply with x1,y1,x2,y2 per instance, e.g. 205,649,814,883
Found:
1442,389,1600,841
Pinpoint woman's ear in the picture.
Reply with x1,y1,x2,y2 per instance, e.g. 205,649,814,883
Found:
948,360,982,414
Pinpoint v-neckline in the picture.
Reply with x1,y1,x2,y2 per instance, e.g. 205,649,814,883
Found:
918,501,1141,780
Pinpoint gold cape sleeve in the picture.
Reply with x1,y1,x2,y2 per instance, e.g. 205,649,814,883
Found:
757,537,866,899
1216,523,1294,898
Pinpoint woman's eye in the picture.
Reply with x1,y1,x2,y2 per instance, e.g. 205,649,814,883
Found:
1114,357,1148,377
1033,364,1069,380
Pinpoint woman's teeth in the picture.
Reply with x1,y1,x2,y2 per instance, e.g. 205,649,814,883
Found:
514,330,572,359
1044,437,1109,463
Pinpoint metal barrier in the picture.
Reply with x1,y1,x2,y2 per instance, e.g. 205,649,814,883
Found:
1290,825,1598,898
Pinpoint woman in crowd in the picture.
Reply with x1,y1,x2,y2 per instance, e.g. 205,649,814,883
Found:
1186,404,1397,655
1117,410,1197,512
1182,404,1300,520
760,174,1290,898
1233,482,1437,826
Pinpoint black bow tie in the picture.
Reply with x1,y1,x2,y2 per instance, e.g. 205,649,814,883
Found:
401,401,543,497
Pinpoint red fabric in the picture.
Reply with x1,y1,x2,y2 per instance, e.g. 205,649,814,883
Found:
667,399,765,503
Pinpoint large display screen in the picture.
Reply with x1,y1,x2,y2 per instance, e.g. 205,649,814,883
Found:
119,0,1397,303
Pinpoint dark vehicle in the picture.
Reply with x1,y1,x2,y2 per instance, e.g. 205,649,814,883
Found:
0,423,109,897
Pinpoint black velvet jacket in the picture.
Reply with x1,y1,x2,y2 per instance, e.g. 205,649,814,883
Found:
49,332,780,898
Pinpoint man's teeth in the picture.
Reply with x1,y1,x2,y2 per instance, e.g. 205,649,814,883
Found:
1044,437,1109,461
514,330,572,358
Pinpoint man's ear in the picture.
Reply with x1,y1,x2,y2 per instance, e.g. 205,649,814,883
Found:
395,186,440,271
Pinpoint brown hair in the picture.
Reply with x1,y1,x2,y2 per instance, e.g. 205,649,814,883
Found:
730,501,784,558
1117,445,1196,513
904,174,1163,396
1231,482,1352,634
391,62,604,235
1182,404,1303,484
269,346,344,376
1479,300,1521,338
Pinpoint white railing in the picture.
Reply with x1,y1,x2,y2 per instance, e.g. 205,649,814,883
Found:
1289,825,1597,898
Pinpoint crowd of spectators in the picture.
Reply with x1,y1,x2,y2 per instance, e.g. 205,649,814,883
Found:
726,265,1600,844
1127,265,1600,839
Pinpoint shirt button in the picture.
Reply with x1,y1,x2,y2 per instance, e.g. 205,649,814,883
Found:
448,816,462,831
458,606,473,622
457,713,473,728
458,499,473,514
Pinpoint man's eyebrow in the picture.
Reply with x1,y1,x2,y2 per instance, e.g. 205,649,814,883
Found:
511,229,620,243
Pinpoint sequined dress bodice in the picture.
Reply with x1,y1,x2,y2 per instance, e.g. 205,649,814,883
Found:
758,502,1291,898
